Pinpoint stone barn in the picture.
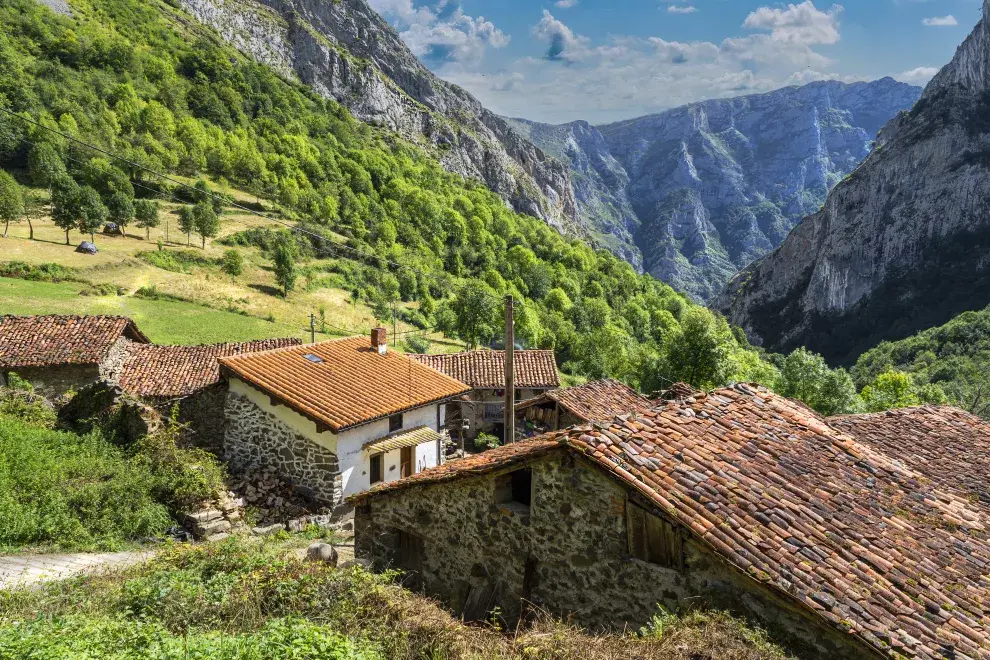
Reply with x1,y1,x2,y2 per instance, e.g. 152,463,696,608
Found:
110,338,301,452
218,330,471,513
0,314,148,399
514,378,654,437
353,384,990,659
410,349,559,442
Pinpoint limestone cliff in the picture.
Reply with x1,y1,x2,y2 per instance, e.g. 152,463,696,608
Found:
715,2,990,365
511,80,920,300
178,0,579,233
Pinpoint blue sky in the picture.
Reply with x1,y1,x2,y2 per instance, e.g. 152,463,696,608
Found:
368,0,980,124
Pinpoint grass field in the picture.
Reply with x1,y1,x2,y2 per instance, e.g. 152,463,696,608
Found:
0,185,465,351
0,277,315,345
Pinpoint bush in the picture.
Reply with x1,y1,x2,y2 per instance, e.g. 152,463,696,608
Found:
133,285,191,303
137,249,215,274
0,261,76,282
474,432,501,450
221,249,244,276
403,335,430,354
0,414,173,552
79,282,126,297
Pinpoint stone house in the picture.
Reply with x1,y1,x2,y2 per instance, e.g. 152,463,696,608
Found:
352,384,990,659
0,314,149,399
410,349,559,442
110,338,301,453
514,378,654,437
218,330,471,512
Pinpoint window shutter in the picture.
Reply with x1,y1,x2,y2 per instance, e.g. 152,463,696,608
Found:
626,500,647,561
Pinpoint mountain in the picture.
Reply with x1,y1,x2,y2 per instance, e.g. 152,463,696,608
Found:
178,0,580,235
509,80,921,301
715,2,990,366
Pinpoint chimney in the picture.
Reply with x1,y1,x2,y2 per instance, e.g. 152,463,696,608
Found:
371,327,387,355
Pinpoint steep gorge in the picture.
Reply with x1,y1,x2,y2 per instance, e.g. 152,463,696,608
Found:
715,1,990,365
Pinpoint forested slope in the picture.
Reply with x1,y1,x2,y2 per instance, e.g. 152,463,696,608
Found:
0,0,771,389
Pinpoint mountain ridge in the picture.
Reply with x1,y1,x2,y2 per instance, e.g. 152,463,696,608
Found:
508,78,921,300
715,1,990,365
178,0,581,236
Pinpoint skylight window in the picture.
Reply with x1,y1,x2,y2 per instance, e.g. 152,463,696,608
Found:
303,353,324,363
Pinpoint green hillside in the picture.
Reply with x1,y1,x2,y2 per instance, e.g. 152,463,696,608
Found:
0,0,771,390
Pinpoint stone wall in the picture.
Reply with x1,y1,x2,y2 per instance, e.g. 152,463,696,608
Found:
148,384,229,455
355,451,872,660
224,391,343,508
3,364,102,401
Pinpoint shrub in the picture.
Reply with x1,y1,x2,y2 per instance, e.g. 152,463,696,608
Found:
474,432,501,450
79,282,126,297
221,249,244,276
403,335,430,354
137,249,215,274
133,285,191,303
0,260,76,282
0,414,172,551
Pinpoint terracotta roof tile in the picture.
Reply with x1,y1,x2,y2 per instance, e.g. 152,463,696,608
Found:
829,406,990,505
116,338,302,397
219,337,471,432
516,378,654,423
409,350,559,389
0,315,148,368
355,385,990,658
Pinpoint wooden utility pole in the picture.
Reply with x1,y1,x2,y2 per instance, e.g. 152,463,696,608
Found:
504,294,515,444
309,313,316,344
391,301,398,346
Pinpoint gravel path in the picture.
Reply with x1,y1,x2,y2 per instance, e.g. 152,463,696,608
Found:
0,551,154,590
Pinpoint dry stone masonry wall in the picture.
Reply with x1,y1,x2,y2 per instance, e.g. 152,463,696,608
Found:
356,451,867,660
224,391,343,508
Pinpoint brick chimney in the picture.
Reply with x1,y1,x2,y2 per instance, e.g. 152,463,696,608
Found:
371,327,387,355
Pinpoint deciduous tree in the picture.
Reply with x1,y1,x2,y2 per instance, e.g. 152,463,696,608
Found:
0,170,24,238
134,199,160,240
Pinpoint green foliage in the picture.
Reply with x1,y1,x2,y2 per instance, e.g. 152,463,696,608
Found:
193,199,220,248
137,248,213,273
659,307,734,390
0,170,23,235
851,307,990,418
0,380,56,428
0,0,766,389
134,198,160,239
773,348,858,416
221,248,244,276
50,174,80,244
177,205,196,245
0,414,172,552
403,334,430,354
0,260,75,282
272,233,298,298
75,185,108,241
26,142,64,188
859,370,947,413
474,432,501,450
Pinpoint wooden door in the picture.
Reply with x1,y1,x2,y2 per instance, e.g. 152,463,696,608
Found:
400,446,413,478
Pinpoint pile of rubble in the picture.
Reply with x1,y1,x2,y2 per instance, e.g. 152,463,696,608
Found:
184,492,247,542
226,465,333,528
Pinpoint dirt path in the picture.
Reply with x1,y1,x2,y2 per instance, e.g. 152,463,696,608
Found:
0,551,155,590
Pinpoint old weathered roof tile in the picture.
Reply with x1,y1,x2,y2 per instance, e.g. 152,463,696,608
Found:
353,385,990,658
0,314,148,368
410,350,559,389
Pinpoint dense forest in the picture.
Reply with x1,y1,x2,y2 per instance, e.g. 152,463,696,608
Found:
0,0,984,419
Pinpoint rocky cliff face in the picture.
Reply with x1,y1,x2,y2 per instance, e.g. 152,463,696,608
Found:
511,80,920,300
178,0,579,233
715,2,990,365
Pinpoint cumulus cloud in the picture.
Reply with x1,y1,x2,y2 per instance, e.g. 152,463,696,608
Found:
742,1,843,45
896,66,939,85
667,5,698,14
368,0,509,64
533,10,590,62
922,15,958,27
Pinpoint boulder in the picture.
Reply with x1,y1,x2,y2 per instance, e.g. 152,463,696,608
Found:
305,542,338,566
75,241,98,254
251,523,285,536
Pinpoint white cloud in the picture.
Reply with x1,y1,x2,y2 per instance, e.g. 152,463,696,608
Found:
368,0,509,64
554,0,578,8
667,5,698,14
533,10,591,62
922,15,958,27
742,1,843,45
896,66,939,85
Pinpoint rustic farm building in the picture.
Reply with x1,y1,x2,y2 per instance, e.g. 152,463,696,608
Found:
0,314,149,398
515,378,654,435
219,330,471,511
353,384,990,659
410,349,559,441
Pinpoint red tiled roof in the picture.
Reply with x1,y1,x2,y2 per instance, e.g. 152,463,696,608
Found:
116,338,302,397
409,350,559,389
219,337,471,432
516,378,654,423
354,385,990,658
0,315,148,368
829,406,990,504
